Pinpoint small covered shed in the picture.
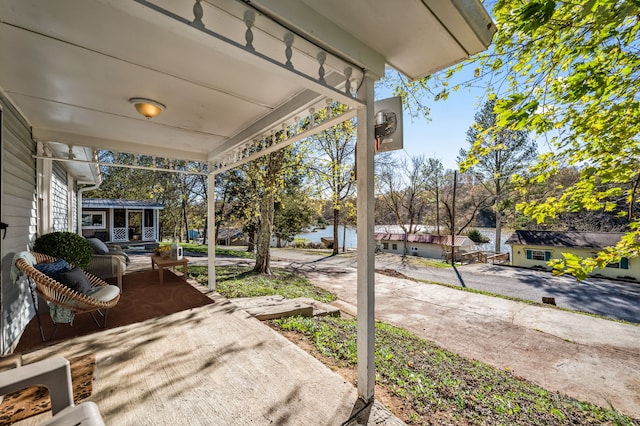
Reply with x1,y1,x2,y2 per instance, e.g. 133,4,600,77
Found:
506,230,638,280
375,233,473,260
82,198,164,245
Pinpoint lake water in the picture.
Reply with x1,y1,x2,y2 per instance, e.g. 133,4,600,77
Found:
293,225,513,254
295,225,358,248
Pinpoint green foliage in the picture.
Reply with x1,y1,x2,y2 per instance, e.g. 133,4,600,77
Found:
33,232,93,268
187,265,336,303
305,103,357,254
273,190,318,242
292,238,311,248
271,316,635,424
466,228,490,244
391,0,640,278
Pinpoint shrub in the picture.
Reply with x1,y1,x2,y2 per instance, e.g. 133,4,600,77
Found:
466,228,490,244
292,238,310,248
33,232,93,268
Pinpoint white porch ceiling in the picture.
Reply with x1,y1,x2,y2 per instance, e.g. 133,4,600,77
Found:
0,0,494,183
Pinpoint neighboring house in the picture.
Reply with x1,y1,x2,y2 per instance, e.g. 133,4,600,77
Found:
374,233,473,260
82,198,163,245
506,230,638,281
218,228,245,246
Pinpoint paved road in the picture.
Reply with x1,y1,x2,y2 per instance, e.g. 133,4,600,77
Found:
268,249,640,324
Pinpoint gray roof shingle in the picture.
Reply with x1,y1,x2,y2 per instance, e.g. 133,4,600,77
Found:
505,230,624,250
82,198,164,209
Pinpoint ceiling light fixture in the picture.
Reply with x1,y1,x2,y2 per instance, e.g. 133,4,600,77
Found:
129,97,165,119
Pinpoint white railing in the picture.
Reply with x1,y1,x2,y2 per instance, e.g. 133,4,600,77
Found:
112,228,128,242
143,227,155,241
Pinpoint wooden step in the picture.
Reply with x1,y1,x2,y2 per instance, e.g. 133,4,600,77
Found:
230,295,340,321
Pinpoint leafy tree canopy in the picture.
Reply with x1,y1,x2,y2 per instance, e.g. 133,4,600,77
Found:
393,0,640,278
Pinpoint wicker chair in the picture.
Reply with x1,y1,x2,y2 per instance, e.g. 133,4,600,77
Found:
15,253,121,340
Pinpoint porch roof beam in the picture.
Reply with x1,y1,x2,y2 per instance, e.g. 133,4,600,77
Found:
209,107,357,174
131,0,365,108
33,130,209,163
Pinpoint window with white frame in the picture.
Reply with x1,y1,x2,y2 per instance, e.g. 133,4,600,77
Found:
82,212,106,229
525,249,551,261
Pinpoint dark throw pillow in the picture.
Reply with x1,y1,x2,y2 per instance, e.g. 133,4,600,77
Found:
58,267,92,294
34,258,71,280
86,237,109,255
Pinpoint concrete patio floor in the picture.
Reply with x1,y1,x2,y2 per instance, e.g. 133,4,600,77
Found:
15,282,402,425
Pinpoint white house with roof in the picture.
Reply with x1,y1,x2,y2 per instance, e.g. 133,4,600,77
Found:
375,232,473,260
506,230,639,281
81,198,164,245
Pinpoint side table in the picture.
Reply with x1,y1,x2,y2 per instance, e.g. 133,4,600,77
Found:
150,255,189,285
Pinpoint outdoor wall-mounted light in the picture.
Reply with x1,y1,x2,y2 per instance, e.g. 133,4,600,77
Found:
129,98,165,119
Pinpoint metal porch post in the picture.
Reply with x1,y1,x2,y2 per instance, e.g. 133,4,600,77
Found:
207,172,216,291
356,74,375,401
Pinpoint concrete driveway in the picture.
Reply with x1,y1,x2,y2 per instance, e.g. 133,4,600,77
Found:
267,249,640,419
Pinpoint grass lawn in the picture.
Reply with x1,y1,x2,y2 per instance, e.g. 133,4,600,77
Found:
188,265,335,303
187,264,637,425
272,316,635,425
158,242,255,258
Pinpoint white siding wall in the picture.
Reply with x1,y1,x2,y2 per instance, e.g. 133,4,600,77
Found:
409,244,446,259
1,93,37,355
51,164,68,231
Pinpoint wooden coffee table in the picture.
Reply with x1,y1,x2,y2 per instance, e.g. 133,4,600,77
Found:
150,255,189,285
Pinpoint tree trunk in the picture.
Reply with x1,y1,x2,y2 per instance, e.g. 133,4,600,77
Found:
182,203,190,243
247,232,255,253
451,171,457,265
332,208,339,255
342,222,347,252
254,192,274,274
435,187,440,236
495,209,502,253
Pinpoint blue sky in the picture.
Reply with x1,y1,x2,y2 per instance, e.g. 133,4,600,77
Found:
375,69,488,171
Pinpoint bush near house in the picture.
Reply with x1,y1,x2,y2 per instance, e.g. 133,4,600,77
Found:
467,228,490,244
33,232,93,268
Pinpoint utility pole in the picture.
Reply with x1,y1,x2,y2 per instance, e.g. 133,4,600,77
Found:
451,170,457,266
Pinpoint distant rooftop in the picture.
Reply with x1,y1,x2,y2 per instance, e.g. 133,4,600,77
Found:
374,233,470,247
505,230,625,250
82,198,164,209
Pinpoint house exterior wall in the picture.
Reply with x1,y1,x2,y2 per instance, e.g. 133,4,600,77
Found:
511,244,640,281
378,238,474,260
0,93,38,355
51,163,68,231
81,207,111,240
81,206,161,243
407,243,446,259
378,240,405,255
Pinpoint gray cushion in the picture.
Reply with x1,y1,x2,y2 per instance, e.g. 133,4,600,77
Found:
87,285,120,302
87,237,109,254
58,267,92,294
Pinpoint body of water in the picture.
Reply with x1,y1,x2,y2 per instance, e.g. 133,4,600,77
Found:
292,225,513,254
295,225,358,248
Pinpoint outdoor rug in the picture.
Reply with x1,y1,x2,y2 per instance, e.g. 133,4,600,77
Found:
15,270,214,353
0,353,95,425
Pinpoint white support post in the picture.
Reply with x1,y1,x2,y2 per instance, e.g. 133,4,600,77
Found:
356,74,375,401
207,172,216,291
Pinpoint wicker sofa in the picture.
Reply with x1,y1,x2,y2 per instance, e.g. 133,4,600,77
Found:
84,238,129,290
